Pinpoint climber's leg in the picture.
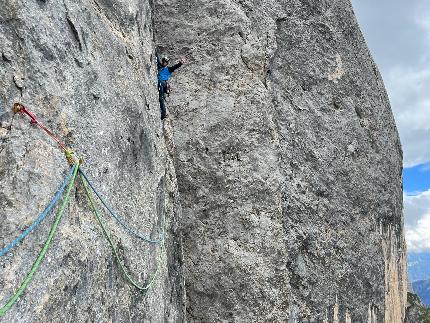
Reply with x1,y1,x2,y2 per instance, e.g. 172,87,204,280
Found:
159,81,167,120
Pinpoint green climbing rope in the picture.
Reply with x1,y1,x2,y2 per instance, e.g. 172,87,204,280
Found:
80,173,165,292
3,102,168,315
0,163,80,318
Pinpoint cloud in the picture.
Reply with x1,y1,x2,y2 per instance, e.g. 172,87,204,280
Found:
405,190,430,251
415,2,430,46
386,67,430,167
351,0,430,167
407,217,430,252
352,0,428,70
349,1,430,250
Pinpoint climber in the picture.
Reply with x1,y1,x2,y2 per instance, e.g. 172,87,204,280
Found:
157,54,185,120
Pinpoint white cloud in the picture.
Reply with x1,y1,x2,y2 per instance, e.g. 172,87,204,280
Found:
406,218,430,251
385,3,430,167
405,190,430,251
347,1,430,249
386,67,430,167
352,0,430,167
415,2,430,46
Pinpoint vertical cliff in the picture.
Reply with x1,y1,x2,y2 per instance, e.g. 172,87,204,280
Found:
154,0,407,321
0,0,185,321
1,0,408,321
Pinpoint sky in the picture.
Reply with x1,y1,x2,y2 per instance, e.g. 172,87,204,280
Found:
350,0,430,252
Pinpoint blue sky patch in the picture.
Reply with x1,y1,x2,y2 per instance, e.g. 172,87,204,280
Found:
404,163,430,195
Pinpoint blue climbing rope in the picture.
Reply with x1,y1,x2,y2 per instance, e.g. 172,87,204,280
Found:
79,170,165,244
0,165,77,257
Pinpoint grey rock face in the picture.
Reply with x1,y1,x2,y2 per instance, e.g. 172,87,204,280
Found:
1,1,184,322
1,0,408,321
154,0,406,321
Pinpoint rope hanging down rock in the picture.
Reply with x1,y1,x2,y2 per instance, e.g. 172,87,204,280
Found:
0,166,75,257
81,174,165,292
0,102,167,317
12,102,163,243
0,162,80,317
80,170,165,244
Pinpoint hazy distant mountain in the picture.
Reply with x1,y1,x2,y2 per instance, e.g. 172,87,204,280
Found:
413,280,430,307
408,252,430,282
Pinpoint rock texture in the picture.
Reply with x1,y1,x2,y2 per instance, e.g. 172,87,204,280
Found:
0,1,185,322
404,292,430,323
154,0,407,321
1,0,408,321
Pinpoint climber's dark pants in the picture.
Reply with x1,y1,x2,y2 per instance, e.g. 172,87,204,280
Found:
158,81,167,120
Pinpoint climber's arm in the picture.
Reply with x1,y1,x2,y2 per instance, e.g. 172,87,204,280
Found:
168,62,183,73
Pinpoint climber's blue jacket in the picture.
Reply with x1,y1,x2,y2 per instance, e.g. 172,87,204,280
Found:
157,55,183,82
158,66,172,81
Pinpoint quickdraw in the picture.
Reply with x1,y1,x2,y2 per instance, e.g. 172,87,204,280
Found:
0,103,166,318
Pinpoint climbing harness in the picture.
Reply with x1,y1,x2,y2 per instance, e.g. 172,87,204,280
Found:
0,103,166,317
